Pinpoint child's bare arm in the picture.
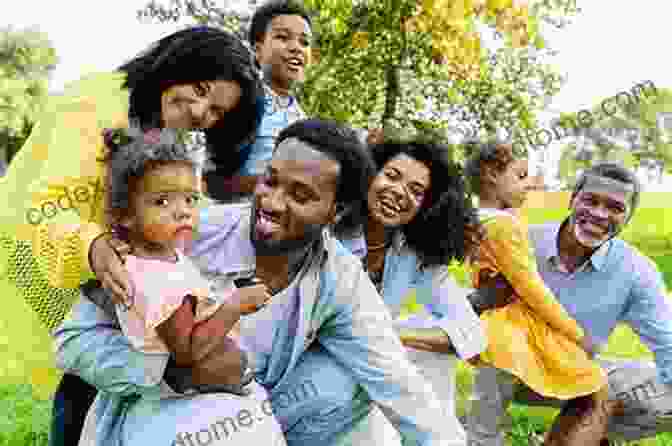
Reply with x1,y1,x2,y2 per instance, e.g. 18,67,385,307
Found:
191,284,271,360
155,295,198,367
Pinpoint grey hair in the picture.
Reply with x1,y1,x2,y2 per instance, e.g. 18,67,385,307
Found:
105,126,207,227
571,162,641,225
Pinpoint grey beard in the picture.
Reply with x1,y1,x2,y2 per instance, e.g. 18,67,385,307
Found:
569,210,621,247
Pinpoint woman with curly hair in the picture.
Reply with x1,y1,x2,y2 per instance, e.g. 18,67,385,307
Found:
339,139,489,445
0,26,265,446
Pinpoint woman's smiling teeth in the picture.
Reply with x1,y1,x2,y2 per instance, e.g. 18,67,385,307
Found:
380,196,402,217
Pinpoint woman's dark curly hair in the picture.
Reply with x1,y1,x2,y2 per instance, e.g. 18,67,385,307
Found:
118,26,265,181
369,140,484,267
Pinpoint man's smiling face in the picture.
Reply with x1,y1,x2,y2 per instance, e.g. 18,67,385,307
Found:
569,188,629,248
251,137,340,255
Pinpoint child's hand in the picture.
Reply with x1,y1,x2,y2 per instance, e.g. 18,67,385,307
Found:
469,274,515,315
230,282,272,315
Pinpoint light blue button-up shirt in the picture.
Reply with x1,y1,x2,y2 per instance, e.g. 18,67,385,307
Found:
54,204,454,446
529,219,672,384
340,232,486,360
238,86,305,176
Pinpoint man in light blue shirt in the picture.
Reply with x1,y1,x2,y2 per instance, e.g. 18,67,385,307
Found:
466,162,672,445
55,119,455,446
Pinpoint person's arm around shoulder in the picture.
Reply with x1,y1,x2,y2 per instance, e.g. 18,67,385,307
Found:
622,253,672,385
317,255,449,446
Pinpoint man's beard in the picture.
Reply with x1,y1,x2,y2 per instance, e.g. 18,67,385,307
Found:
251,221,324,257
569,209,621,249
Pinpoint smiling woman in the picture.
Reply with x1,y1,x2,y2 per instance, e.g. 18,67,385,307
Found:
338,139,488,443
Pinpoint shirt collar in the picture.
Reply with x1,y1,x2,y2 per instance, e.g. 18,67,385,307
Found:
263,83,296,111
391,230,406,253
547,217,611,272
316,228,334,267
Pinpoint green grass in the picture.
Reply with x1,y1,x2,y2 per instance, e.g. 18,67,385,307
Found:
0,384,50,446
2,205,672,445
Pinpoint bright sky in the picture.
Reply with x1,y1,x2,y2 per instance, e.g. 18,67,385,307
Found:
544,0,669,114
3,0,669,114
4,0,186,91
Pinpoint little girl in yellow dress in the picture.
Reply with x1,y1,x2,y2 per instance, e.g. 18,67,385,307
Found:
464,142,606,400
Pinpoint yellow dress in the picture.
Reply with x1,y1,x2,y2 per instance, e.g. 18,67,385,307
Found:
0,71,130,396
472,208,606,399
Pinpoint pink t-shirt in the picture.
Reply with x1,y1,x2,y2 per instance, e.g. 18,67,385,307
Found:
117,250,236,354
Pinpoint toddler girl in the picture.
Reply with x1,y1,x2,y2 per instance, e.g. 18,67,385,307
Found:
102,126,271,395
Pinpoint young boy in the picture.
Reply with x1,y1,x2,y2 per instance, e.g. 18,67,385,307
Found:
223,1,312,198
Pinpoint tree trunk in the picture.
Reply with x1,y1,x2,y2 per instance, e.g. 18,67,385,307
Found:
382,65,400,131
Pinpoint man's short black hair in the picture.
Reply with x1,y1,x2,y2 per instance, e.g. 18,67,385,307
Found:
276,119,375,239
248,0,312,46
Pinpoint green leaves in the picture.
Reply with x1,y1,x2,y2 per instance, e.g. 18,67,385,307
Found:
135,0,577,157
0,27,56,163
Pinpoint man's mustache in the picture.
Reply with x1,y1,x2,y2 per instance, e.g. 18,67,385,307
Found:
573,209,620,236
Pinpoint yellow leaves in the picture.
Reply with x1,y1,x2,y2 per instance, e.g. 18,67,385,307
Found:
493,3,532,47
413,0,482,72
402,16,423,33
487,0,512,10
407,0,534,76
445,0,473,27
352,31,369,49
311,48,321,64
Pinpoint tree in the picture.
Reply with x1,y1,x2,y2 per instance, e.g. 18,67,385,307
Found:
555,85,672,186
0,26,57,166
137,0,580,155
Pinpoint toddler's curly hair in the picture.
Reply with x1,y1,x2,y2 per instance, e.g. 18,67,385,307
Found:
102,125,207,231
